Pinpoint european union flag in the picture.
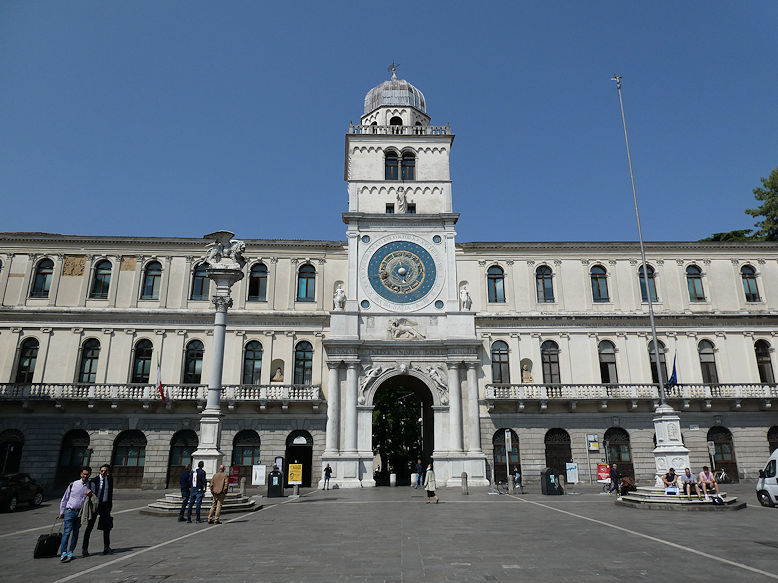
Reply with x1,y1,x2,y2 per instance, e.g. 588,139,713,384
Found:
665,354,677,389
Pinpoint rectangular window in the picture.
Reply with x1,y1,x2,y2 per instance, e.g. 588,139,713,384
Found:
385,204,394,214
406,203,416,214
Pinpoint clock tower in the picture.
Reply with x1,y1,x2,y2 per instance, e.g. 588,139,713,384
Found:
323,68,487,488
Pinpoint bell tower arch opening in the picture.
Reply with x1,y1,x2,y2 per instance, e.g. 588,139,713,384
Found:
371,374,434,486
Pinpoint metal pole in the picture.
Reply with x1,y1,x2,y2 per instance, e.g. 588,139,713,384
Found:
611,75,666,405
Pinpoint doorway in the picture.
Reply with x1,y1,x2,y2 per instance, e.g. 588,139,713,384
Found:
372,375,434,486
166,430,198,488
707,426,739,482
284,430,313,488
544,428,572,476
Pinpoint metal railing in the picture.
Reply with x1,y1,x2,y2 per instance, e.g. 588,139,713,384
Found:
348,124,451,135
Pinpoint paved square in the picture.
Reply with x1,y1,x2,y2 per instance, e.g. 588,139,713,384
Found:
1,484,776,582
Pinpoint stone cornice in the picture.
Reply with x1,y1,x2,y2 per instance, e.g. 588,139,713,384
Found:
475,313,778,328
459,240,778,253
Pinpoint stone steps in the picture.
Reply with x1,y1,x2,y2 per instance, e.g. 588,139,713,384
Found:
615,487,746,511
140,490,260,516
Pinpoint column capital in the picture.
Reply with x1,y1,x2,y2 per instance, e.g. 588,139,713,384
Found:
212,296,233,311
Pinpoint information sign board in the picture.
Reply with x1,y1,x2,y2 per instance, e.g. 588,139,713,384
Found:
252,464,266,486
597,463,611,483
229,465,239,485
288,463,303,485
707,441,716,455
586,434,600,452
565,462,579,484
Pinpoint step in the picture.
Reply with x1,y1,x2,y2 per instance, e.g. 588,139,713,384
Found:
139,491,261,516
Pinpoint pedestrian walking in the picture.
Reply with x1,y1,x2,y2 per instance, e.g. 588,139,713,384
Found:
178,464,192,522
608,463,621,495
57,466,95,563
207,465,229,524
423,463,439,504
414,459,423,488
82,463,114,556
512,466,522,493
186,461,206,523
323,463,333,489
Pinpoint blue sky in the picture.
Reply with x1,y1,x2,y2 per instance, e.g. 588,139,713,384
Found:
1,2,776,242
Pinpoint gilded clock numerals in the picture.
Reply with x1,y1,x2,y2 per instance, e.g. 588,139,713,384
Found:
367,241,436,304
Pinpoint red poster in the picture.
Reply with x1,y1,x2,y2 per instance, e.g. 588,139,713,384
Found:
229,466,239,485
597,464,611,482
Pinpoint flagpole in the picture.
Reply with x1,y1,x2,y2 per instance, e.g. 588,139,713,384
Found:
611,75,666,405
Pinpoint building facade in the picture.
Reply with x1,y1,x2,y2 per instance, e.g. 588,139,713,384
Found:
1,72,777,490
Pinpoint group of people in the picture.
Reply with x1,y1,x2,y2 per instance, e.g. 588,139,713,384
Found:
662,466,722,500
57,464,114,563
177,461,230,524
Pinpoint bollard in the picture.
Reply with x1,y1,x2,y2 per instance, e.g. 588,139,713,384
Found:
239,476,246,496
461,472,469,495
293,484,299,496
389,473,397,487
509,475,515,494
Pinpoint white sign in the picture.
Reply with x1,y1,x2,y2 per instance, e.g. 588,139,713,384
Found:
689,424,699,431
586,434,600,452
504,429,512,451
707,441,716,455
565,462,579,484
252,464,267,486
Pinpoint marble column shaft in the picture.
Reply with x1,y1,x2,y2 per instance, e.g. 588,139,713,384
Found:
465,363,481,453
344,363,359,452
325,363,340,453
447,363,463,452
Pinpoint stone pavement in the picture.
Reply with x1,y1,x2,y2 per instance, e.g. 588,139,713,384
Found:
1,483,776,582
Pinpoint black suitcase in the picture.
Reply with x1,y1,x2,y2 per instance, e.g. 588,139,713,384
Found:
34,519,63,559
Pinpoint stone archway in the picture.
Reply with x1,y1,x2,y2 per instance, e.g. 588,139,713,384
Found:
371,374,434,486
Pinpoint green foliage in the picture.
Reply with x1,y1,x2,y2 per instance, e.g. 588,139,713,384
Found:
700,229,754,242
372,387,422,478
746,166,778,241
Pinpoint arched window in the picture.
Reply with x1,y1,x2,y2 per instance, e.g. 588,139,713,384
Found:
698,340,718,384
686,265,705,302
638,265,658,302
385,150,399,180
389,116,403,134
248,263,268,302
492,429,520,484
30,258,54,298
184,340,204,384
755,340,775,384
190,263,209,300
141,261,162,300
0,429,24,474
536,265,554,303
768,426,778,454
707,426,739,483
242,341,263,384
604,427,633,477
166,430,197,487
648,340,668,385
232,430,261,466
15,337,39,383
590,265,609,302
487,266,505,303
131,339,153,384
401,152,415,181
56,429,91,487
544,428,572,476
491,341,510,383
90,260,112,299
78,338,100,384
297,264,316,302
112,429,146,488
741,265,760,302
598,340,618,384
294,341,313,385
541,340,560,384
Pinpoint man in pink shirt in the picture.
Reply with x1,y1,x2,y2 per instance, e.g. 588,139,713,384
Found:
58,466,92,562
698,465,720,499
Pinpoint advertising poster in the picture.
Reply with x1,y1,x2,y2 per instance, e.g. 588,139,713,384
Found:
565,462,579,484
229,465,239,485
597,463,611,483
252,464,266,486
288,463,303,485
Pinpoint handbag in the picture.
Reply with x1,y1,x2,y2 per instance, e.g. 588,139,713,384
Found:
97,515,113,531
665,485,678,495
34,519,63,559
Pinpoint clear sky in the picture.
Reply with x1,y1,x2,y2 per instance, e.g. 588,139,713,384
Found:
1,2,776,243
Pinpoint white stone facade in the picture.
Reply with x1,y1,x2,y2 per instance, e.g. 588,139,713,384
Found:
0,73,776,490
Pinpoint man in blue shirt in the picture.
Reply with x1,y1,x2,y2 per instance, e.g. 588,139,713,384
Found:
58,466,92,563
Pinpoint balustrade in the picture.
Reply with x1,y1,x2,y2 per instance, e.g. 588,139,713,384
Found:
348,124,451,135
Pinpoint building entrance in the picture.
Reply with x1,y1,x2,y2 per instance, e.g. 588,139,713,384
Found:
372,375,434,486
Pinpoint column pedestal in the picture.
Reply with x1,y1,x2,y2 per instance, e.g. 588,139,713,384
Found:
652,403,690,486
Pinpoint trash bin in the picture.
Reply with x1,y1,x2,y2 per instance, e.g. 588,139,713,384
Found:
540,468,562,496
267,467,284,498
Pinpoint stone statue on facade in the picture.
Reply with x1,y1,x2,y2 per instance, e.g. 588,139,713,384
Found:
333,285,346,310
396,189,408,214
203,230,247,269
360,365,384,390
460,286,472,311
521,364,533,383
388,318,425,340
426,366,447,390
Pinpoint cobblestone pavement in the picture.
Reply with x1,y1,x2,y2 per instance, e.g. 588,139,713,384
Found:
1,483,776,583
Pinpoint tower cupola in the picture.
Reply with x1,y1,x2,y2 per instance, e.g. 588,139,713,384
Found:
360,65,431,126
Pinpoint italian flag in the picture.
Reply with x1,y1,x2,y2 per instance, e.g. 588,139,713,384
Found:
157,354,166,403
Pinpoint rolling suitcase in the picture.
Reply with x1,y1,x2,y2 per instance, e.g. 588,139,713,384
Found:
34,519,63,559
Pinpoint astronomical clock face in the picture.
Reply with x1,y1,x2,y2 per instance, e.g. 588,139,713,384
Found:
368,240,436,303
360,234,443,312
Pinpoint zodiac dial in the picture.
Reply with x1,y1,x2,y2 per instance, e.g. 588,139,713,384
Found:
367,240,437,304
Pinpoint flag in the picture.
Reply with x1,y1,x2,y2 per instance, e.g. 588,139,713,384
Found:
157,354,166,403
665,353,677,389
